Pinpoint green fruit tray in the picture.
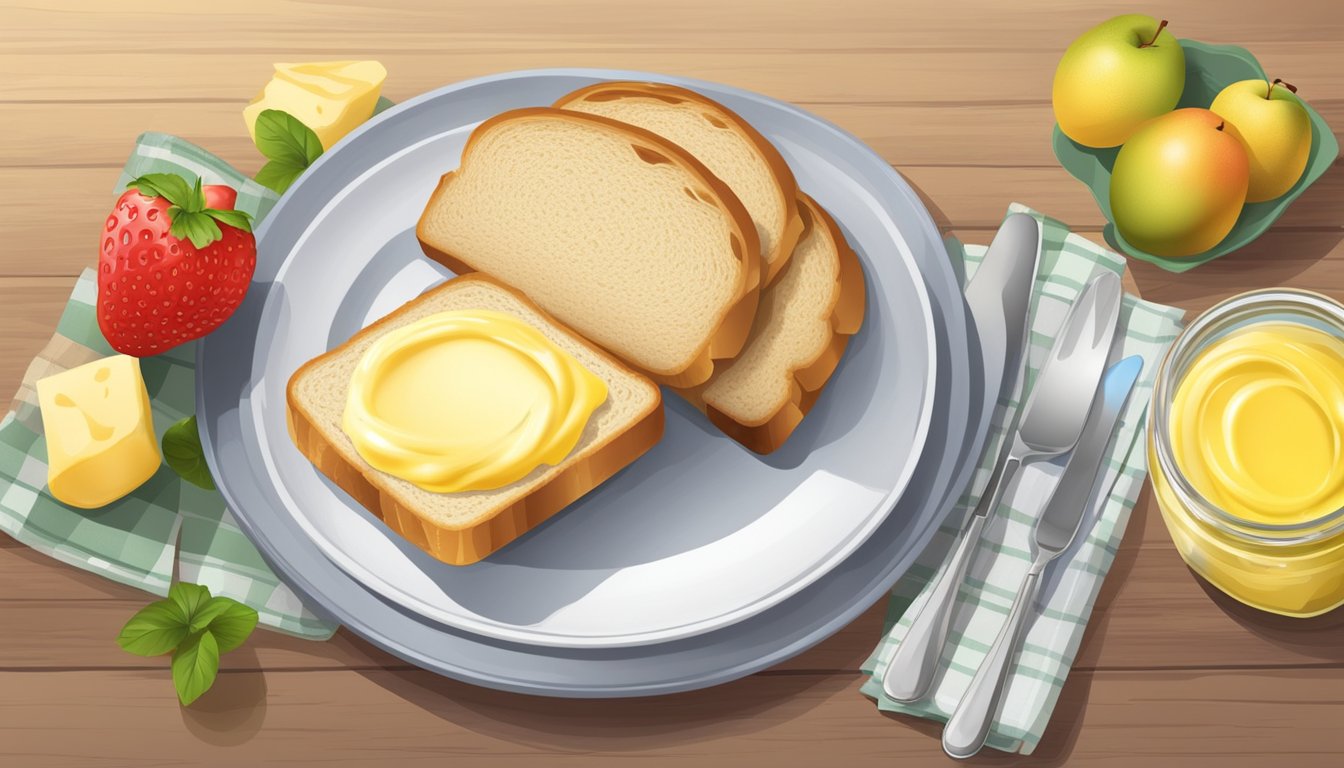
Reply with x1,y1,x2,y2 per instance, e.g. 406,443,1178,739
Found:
1051,40,1339,273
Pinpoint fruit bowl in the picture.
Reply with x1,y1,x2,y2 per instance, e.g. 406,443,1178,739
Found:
1052,40,1338,273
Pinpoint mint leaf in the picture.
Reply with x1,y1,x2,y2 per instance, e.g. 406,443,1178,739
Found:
168,582,212,619
254,159,307,195
253,109,323,194
127,173,195,207
116,600,190,656
187,597,233,633
162,415,216,490
118,585,256,706
254,109,323,168
171,630,220,706
199,598,259,653
203,208,253,233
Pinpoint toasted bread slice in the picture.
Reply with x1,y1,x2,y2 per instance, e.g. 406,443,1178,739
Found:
417,107,760,388
286,274,664,565
555,82,803,286
682,195,865,454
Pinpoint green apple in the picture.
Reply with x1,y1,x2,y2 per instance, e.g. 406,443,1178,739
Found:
1053,15,1185,148
1111,108,1250,257
1210,78,1313,202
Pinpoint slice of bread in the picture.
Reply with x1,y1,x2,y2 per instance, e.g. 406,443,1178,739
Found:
417,107,761,388
555,82,804,286
286,274,664,565
681,195,865,454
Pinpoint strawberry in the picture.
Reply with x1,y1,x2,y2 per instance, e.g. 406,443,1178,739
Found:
97,173,256,356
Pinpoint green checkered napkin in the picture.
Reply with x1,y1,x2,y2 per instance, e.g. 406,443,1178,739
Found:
861,203,1186,754
0,133,336,639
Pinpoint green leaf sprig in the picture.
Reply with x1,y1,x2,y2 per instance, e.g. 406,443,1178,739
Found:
162,415,215,490
117,582,259,706
253,109,324,194
126,173,253,249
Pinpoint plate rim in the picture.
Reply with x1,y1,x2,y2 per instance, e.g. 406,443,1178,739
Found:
198,67,976,693
225,67,940,647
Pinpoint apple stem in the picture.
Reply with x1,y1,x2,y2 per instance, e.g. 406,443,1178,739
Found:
1267,78,1299,99
1215,120,1225,132
1139,19,1169,48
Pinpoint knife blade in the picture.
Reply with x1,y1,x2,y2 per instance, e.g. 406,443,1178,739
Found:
942,354,1143,759
881,213,1040,703
963,213,1042,428
1033,354,1143,556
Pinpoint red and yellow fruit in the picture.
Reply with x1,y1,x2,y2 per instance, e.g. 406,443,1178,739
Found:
1110,109,1250,258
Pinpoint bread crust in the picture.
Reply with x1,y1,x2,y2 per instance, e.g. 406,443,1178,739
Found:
416,107,761,388
691,194,866,454
285,273,665,565
554,82,805,287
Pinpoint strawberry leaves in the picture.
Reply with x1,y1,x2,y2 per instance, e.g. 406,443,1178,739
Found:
126,173,195,205
205,208,254,232
125,173,253,249
116,582,260,706
253,109,325,194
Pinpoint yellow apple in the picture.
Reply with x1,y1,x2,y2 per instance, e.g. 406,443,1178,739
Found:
1210,78,1313,202
1110,109,1250,257
1053,15,1185,148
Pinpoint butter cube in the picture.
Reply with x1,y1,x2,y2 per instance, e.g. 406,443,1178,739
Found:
36,355,161,509
243,60,387,150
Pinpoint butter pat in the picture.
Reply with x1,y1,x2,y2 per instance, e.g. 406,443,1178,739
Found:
36,355,161,509
244,60,388,150
342,310,608,493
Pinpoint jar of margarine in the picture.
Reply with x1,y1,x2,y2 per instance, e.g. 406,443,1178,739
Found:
1149,289,1344,618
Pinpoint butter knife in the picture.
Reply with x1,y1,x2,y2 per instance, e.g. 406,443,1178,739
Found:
881,213,1040,703
942,354,1144,759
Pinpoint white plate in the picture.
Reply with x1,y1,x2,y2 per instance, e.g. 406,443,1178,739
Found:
203,70,937,648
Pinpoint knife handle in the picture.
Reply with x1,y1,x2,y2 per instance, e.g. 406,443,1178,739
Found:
942,568,1042,759
881,512,987,703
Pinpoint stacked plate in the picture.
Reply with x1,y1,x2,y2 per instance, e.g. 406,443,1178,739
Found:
197,69,993,696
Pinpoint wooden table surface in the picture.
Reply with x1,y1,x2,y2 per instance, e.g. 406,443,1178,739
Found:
2,0,1342,764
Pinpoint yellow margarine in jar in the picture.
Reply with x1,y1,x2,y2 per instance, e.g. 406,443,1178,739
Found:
1171,323,1344,525
1150,289,1344,617
342,310,607,493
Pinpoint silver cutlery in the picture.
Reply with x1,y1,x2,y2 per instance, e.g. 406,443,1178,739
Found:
942,353,1143,759
881,213,1040,702
963,214,1042,435
883,270,1122,704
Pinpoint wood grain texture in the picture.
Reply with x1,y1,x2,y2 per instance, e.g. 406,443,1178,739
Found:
3,100,1342,172
0,0,1342,763
1,668,1344,767
0,168,1338,278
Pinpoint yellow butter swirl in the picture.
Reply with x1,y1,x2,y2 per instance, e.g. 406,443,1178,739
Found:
342,310,607,493
1172,322,1344,525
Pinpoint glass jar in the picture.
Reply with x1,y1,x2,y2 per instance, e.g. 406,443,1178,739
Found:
1148,288,1344,618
